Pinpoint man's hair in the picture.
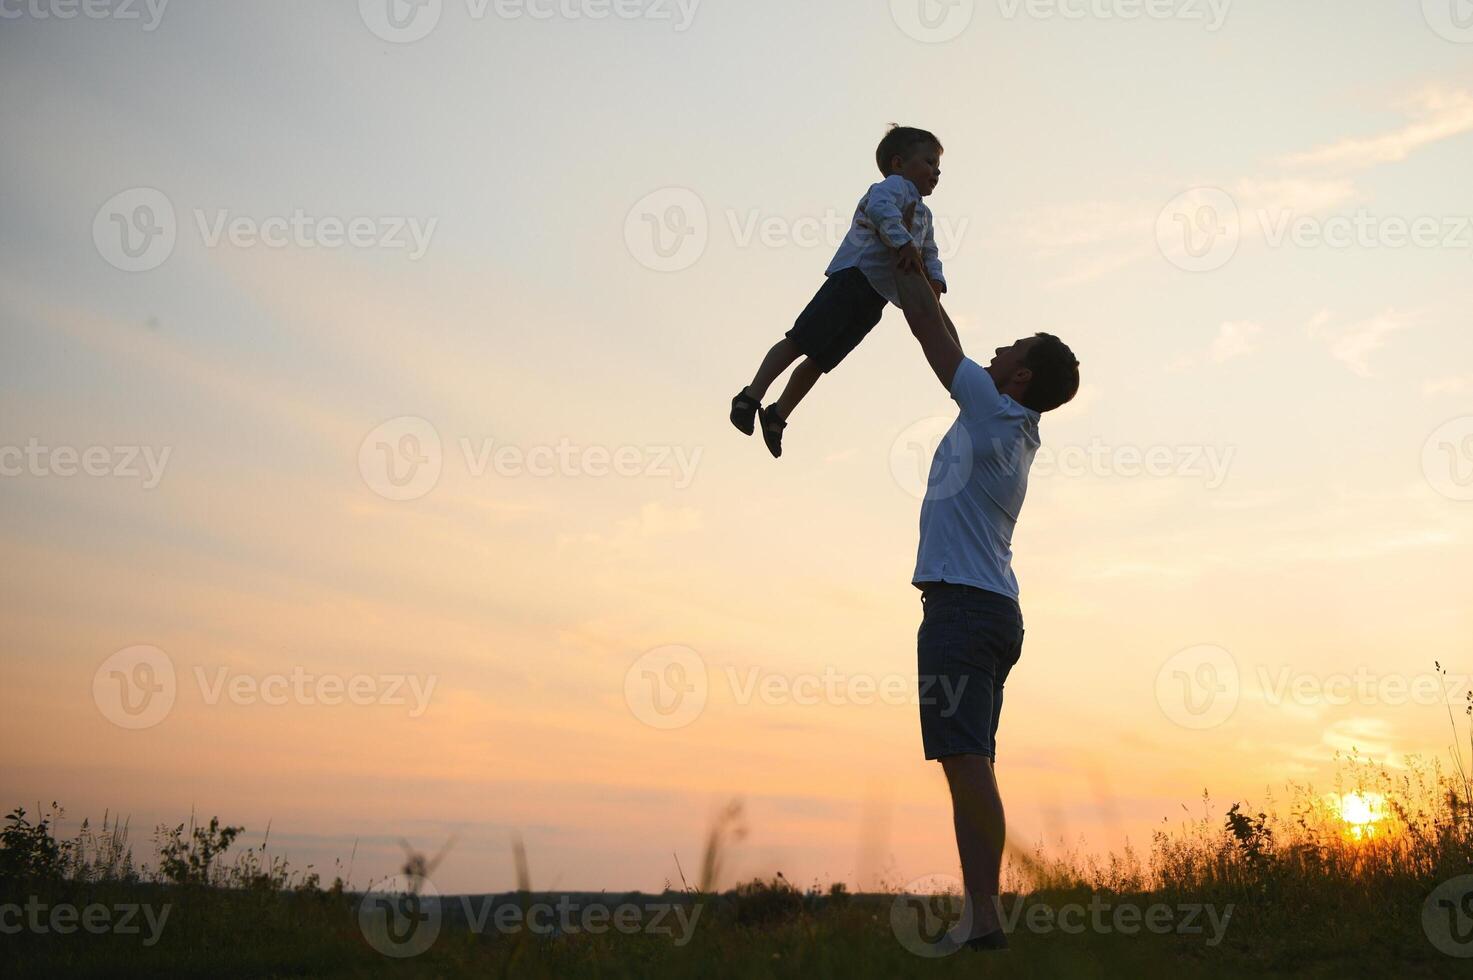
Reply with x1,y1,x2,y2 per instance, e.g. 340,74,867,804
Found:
876,125,942,177
1020,333,1080,414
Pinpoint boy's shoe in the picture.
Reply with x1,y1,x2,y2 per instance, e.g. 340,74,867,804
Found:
758,403,787,459
730,390,760,436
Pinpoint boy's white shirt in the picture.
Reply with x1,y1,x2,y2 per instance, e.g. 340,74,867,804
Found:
825,174,946,305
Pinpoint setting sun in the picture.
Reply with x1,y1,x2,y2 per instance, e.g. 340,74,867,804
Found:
1336,792,1389,840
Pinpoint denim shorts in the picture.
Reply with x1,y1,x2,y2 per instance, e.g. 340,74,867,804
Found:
916,583,1025,761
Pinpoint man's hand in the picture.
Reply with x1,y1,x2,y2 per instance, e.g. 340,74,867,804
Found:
897,241,925,277
894,262,964,392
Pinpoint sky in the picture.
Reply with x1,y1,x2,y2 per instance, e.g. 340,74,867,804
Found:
2,0,1472,894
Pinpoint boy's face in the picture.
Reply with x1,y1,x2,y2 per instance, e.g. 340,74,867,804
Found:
893,145,942,197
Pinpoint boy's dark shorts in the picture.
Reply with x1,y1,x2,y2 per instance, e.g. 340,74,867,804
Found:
785,266,888,374
916,582,1025,761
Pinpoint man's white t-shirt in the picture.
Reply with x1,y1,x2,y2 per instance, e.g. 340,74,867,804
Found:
912,357,1041,600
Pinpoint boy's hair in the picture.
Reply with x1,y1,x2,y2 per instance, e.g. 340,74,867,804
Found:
1020,333,1080,414
876,125,943,177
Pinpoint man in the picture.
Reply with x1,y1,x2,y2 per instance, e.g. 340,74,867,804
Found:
892,266,1080,951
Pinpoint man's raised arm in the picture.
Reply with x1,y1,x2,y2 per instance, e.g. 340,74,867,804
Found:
894,266,965,391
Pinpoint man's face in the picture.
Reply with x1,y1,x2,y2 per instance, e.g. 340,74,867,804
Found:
986,337,1038,390
895,145,942,197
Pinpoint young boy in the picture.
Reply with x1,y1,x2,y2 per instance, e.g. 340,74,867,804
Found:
730,125,950,457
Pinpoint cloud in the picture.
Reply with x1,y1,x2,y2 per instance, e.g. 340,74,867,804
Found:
1022,201,1151,252
1423,375,1473,397
1234,177,1360,215
1320,717,1400,762
1029,86,1471,283
1283,86,1473,171
1211,321,1264,363
1306,309,1417,377
555,501,704,556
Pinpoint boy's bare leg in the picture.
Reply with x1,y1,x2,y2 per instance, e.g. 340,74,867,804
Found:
774,357,822,419
940,754,1006,939
745,338,802,401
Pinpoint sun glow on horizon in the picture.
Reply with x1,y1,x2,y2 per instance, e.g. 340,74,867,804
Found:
1335,792,1389,841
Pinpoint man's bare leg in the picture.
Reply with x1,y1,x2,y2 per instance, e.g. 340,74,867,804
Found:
744,338,803,402
940,753,1006,939
773,357,822,420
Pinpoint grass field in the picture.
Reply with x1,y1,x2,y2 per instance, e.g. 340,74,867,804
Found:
5,714,1472,977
